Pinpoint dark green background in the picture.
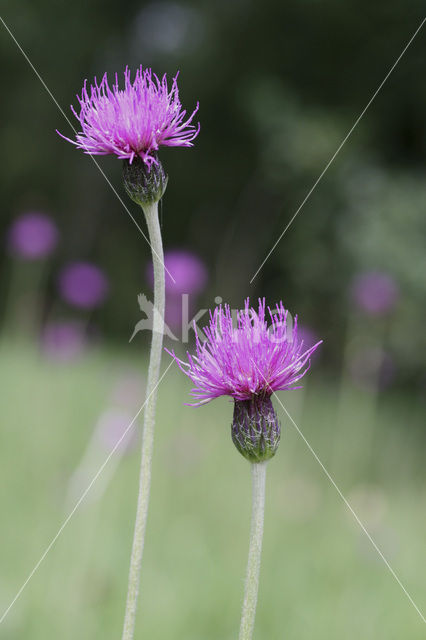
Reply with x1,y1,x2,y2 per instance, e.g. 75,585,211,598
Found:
1,1,425,379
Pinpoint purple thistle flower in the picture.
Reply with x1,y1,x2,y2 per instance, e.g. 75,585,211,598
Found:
7,212,59,260
168,299,322,462
58,261,109,309
58,66,199,167
169,298,322,406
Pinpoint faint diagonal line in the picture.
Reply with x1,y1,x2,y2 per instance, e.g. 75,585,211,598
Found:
248,359,425,623
249,16,426,283
0,360,174,625
278,398,426,624
0,15,176,284
266,400,424,622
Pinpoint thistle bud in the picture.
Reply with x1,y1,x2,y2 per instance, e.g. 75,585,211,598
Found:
231,396,281,463
123,155,168,206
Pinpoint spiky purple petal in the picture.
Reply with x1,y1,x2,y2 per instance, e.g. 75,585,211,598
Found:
58,67,199,166
167,298,322,405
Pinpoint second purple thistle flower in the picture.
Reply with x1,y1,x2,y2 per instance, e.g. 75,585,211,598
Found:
168,299,322,462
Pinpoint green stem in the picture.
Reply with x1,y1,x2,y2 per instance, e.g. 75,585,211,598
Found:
239,462,267,640
121,201,165,640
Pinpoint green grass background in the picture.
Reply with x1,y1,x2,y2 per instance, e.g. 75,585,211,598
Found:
0,342,425,639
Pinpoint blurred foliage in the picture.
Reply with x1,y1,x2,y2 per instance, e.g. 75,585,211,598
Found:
0,0,425,383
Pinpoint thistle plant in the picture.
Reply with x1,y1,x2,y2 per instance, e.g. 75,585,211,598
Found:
58,66,199,640
169,299,321,640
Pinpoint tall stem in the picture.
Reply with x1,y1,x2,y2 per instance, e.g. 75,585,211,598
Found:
239,462,267,640
121,201,165,640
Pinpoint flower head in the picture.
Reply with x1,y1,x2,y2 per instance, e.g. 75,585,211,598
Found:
168,298,322,406
169,299,322,462
58,66,199,167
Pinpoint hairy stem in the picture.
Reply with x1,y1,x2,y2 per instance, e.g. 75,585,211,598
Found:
121,201,165,640
239,462,267,640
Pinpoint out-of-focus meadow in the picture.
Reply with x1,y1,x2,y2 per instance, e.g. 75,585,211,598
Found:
0,342,425,639
0,0,425,637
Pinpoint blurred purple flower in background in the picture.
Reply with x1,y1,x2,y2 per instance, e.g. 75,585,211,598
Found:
163,296,186,331
98,371,144,453
96,408,138,453
132,3,204,57
7,212,59,260
58,262,109,309
41,320,87,362
296,325,320,350
146,249,208,294
111,370,145,407
349,347,396,391
351,271,399,316
66,402,139,506
294,325,322,364
146,249,208,331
